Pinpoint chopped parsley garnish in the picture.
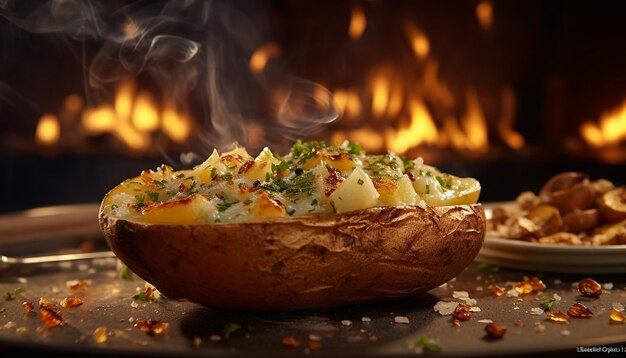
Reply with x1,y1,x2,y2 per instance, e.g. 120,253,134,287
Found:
220,173,233,181
222,322,241,339
347,141,363,155
436,175,452,190
120,266,135,280
539,298,556,311
146,191,159,202
417,336,441,352
217,199,239,212
135,195,146,207
176,173,185,178
131,292,151,301
3,288,22,301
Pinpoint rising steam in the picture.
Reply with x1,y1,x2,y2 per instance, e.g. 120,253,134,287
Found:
0,0,341,163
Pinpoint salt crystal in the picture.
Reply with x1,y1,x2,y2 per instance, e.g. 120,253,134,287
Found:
470,306,481,312
553,293,562,301
603,282,614,290
433,301,460,315
530,307,544,315
612,302,625,312
394,316,410,324
130,301,138,309
477,319,493,323
209,334,221,341
308,333,322,341
506,289,520,297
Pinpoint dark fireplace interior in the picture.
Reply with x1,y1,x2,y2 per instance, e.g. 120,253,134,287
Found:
1,0,626,213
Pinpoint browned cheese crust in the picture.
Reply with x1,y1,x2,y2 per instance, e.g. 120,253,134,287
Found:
100,204,485,312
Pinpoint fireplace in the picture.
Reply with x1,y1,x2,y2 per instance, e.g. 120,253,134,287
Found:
1,0,626,213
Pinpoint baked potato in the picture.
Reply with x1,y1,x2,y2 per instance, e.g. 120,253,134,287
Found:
99,140,486,312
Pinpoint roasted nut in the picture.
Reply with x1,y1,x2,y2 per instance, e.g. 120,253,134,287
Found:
592,178,615,196
597,187,626,223
484,323,507,338
578,278,602,298
591,218,626,245
539,172,596,215
515,191,540,211
562,209,599,234
538,232,582,245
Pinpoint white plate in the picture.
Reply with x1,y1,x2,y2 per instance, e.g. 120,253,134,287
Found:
475,202,626,274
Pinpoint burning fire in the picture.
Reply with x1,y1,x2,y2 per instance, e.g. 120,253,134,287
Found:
580,99,626,147
36,79,192,152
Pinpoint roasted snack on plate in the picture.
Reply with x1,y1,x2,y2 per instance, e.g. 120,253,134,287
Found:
487,172,626,246
99,140,485,312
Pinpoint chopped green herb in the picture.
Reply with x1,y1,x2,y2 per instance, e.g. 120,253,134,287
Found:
347,142,362,155
222,322,241,339
417,336,441,352
3,288,22,301
176,173,185,178
217,199,239,212
135,195,146,207
220,173,233,181
146,191,159,202
131,292,151,301
478,262,499,272
539,298,556,311
120,266,135,280
436,175,452,190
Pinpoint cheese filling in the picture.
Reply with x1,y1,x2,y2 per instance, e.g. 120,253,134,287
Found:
102,140,481,224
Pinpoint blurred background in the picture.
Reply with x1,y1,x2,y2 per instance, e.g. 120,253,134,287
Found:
1,0,626,213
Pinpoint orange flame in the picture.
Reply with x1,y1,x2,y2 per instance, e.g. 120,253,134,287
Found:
249,43,282,73
476,1,494,31
35,114,60,145
80,79,191,151
462,88,488,152
405,21,430,61
348,5,367,40
580,99,626,147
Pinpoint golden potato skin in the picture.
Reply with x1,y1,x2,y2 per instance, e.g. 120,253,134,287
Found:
99,204,485,312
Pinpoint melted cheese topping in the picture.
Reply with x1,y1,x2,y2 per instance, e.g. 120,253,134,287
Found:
102,140,481,224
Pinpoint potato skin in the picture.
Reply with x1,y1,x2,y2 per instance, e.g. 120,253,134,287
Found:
100,204,486,312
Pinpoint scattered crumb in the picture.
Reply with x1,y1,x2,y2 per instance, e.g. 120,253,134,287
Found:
513,306,520,310
17,277,28,284
613,302,625,312
534,323,546,333
452,291,477,305
561,330,571,336
470,306,481,312
361,317,372,323
434,301,460,315
506,289,520,298
553,293,562,301
341,320,352,326
394,316,410,324
308,333,322,341
530,308,544,315
478,319,493,323
130,301,139,309
603,283,614,290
